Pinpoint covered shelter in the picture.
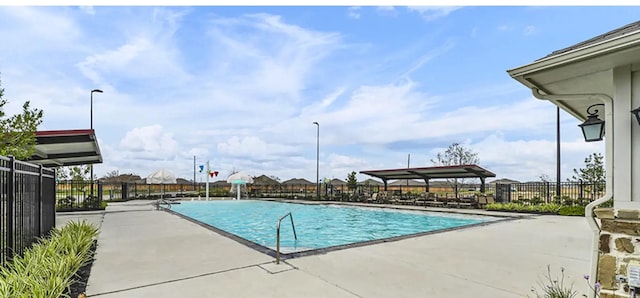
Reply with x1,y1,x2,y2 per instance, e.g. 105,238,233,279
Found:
28,129,102,167
360,164,496,193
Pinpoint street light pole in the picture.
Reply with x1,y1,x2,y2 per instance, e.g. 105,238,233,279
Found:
90,89,103,199
313,122,319,200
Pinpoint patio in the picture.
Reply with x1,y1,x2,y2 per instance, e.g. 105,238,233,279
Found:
58,199,593,297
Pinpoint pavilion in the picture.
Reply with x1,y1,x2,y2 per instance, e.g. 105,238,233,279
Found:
360,164,496,193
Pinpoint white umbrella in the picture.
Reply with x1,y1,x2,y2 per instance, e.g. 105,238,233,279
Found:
226,172,254,200
147,169,177,201
147,169,177,184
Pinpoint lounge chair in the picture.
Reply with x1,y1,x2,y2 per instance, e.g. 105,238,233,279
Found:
477,195,488,208
458,195,478,209
486,194,495,204
366,193,378,203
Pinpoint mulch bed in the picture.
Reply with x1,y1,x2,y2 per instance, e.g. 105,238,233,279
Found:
66,241,98,298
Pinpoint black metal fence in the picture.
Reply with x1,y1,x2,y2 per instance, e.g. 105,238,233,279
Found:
489,181,606,204
1,156,56,266
56,180,606,205
56,180,103,211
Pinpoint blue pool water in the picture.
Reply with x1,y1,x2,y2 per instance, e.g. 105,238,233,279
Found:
171,200,493,252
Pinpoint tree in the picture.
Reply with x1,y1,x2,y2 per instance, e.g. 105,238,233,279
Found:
430,143,480,198
56,165,91,182
571,153,605,184
269,175,281,182
539,174,552,183
571,152,605,199
346,171,358,190
0,79,44,160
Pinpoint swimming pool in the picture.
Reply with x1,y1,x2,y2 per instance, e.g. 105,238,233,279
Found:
170,200,498,255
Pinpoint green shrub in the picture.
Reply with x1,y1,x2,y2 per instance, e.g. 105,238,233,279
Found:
600,199,613,208
530,197,543,205
486,203,561,214
57,196,74,209
558,206,585,216
539,203,562,214
0,220,99,298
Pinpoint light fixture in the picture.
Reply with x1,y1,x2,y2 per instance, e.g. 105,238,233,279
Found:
631,106,640,127
579,103,605,142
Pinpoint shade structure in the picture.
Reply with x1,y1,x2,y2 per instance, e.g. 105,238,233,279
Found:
226,172,254,184
226,172,253,200
146,169,177,203
146,169,177,184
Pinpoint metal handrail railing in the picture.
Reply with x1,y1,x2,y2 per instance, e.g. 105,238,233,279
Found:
276,212,297,264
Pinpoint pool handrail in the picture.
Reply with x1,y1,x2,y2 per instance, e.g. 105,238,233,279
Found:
276,212,297,264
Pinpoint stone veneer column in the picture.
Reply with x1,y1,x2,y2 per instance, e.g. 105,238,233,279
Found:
595,208,640,298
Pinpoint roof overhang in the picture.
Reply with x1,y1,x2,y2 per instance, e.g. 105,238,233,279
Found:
507,28,640,121
360,164,496,181
28,129,103,168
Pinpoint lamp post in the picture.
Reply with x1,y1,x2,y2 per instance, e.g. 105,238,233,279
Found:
90,89,103,198
556,106,561,198
313,121,319,200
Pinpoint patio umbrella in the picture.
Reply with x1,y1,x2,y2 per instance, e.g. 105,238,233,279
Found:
146,169,177,200
226,172,254,200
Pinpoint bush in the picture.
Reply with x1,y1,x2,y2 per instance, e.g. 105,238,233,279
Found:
57,196,75,209
530,197,544,205
83,195,101,209
539,203,562,214
0,220,99,298
486,203,561,214
558,206,585,216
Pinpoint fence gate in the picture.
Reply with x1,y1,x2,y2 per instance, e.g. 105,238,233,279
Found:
495,183,512,203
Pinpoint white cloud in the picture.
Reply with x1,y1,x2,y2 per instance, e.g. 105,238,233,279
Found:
0,7,614,185
498,25,510,31
376,6,397,17
471,27,479,38
119,125,180,161
407,6,461,21
0,7,82,56
471,132,604,182
524,25,537,36
315,154,369,180
206,13,342,103
79,6,95,15
348,6,361,19
217,136,299,161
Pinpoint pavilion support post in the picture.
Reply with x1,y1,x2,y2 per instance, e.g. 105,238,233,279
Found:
480,177,486,193
383,179,388,191
424,178,430,193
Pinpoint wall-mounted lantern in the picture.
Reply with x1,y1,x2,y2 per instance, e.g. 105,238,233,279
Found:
579,104,605,142
631,106,640,127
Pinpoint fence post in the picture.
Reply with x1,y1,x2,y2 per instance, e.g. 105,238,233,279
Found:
37,164,43,236
97,181,103,206
51,170,56,230
6,156,15,261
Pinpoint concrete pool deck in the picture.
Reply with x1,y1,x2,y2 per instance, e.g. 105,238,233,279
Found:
57,199,594,297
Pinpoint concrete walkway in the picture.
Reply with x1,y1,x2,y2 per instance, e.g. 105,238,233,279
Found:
57,200,594,297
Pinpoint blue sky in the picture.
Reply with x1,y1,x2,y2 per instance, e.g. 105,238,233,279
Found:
1,6,636,183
